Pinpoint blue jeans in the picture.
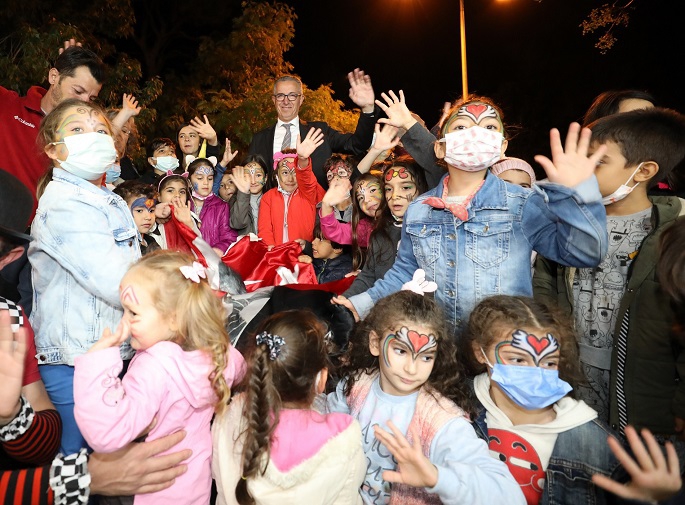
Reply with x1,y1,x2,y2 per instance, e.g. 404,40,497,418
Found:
40,364,89,454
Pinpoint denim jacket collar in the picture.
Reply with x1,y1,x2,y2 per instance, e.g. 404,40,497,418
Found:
52,168,120,204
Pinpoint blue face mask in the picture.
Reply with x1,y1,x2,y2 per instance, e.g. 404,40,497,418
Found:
490,363,572,410
105,163,121,184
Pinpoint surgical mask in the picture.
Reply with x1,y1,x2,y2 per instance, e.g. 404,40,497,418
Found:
440,126,504,172
52,132,117,181
602,163,643,206
482,348,572,410
154,156,180,172
105,163,121,184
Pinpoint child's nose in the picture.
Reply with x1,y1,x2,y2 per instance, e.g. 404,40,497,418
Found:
404,358,417,374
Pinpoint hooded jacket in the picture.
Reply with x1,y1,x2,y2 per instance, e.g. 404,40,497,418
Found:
212,393,365,505
74,342,245,505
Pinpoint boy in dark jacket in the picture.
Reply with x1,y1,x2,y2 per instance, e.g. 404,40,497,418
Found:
311,224,352,284
534,108,685,445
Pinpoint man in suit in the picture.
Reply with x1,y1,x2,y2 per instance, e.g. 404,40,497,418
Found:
248,69,379,188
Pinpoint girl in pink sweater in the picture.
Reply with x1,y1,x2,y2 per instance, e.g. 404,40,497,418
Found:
73,251,244,505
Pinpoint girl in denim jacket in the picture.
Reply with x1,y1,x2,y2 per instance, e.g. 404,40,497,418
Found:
461,295,682,505
335,92,609,334
29,99,142,454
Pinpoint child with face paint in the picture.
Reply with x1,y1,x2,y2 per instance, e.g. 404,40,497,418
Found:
320,172,381,271
212,310,366,505
257,128,326,247
344,158,428,297
327,290,524,504
462,295,682,505
187,157,238,255
73,251,245,505
225,155,269,237
29,99,142,453
336,91,608,336
114,180,161,255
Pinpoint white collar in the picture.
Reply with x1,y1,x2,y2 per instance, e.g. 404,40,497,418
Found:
276,117,300,129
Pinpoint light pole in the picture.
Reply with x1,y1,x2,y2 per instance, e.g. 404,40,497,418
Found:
459,0,468,100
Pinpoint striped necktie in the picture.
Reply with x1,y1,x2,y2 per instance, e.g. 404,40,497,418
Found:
281,123,292,151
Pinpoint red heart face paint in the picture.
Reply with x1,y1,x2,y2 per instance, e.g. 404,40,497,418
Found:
381,325,437,367
494,329,560,367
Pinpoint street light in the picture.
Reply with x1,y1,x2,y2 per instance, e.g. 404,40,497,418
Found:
459,0,468,100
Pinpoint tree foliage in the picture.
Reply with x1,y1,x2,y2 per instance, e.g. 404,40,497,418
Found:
580,0,637,53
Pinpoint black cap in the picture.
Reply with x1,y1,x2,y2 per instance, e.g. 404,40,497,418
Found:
0,169,33,244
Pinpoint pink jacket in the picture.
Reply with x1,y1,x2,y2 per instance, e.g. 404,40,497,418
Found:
319,211,374,247
194,193,238,253
74,342,245,505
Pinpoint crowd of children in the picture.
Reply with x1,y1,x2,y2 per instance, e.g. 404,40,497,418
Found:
1,58,684,505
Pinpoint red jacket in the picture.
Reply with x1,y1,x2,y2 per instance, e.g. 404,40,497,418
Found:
258,158,325,246
0,86,49,205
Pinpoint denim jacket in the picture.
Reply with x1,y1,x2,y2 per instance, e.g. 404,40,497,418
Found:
472,408,632,505
29,168,140,365
349,173,608,332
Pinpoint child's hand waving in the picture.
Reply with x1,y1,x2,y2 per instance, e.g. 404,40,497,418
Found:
322,177,352,208
374,421,439,488
375,90,417,131
373,123,401,152
0,310,26,422
592,425,682,503
230,166,251,194
89,319,131,353
296,128,324,162
122,94,142,117
189,115,218,147
534,123,607,188
220,138,238,167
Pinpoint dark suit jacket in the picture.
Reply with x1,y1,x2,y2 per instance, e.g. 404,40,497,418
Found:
248,108,379,188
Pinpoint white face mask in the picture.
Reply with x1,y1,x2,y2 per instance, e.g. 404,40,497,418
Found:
53,132,117,181
602,163,643,206
440,126,504,172
155,156,180,172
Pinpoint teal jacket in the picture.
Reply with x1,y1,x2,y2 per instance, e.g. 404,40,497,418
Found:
533,196,685,435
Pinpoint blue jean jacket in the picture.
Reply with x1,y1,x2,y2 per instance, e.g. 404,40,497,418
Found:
29,168,140,365
349,173,607,332
472,408,633,505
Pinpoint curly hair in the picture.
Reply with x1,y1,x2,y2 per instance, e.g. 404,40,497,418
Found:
339,291,476,417
350,173,382,270
126,250,232,414
461,295,585,392
235,310,331,505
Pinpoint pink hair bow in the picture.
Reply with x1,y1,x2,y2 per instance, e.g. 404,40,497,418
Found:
273,152,298,171
179,262,207,283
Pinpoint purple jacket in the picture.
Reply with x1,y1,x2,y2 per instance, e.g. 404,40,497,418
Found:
196,193,238,253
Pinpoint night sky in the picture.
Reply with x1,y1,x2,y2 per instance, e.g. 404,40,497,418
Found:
281,0,685,166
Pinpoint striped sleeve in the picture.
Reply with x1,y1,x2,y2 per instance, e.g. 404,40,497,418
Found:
0,465,53,505
3,410,61,466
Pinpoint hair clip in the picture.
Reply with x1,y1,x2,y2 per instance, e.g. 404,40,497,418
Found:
272,152,298,171
256,331,286,360
179,261,207,283
401,269,438,295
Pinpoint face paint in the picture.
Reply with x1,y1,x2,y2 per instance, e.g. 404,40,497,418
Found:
495,329,560,367
326,161,352,181
130,197,156,212
381,325,437,367
384,166,410,182
442,101,504,135
193,165,213,176
120,285,139,305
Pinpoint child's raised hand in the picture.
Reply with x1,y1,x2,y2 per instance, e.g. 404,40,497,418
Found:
58,38,82,54
171,196,194,228
534,123,607,188
189,115,218,146
591,426,682,503
375,90,417,131
155,202,171,221
348,68,375,113
89,319,131,353
322,177,352,207
297,128,324,161
122,94,142,117
230,166,251,194
0,310,26,422
374,421,439,488
373,123,401,152
220,138,238,167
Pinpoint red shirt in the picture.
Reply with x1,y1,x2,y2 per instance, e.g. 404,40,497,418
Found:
0,86,49,205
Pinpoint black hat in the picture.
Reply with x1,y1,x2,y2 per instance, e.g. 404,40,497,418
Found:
0,169,33,244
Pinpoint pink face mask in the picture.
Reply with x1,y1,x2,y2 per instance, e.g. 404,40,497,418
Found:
440,126,504,172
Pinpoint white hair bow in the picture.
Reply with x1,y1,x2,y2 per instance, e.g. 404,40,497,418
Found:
179,261,207,283
401,269,438,295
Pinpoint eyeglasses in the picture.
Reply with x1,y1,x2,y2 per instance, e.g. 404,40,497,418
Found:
273,93,302,102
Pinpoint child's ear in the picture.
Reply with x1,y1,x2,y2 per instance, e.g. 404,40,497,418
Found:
433,140,446,160
634,161,659,183
501,138,509,156
316,368,328,394
473,341,488,365
44,142,60,161
369,330,381,357
148,157,156,167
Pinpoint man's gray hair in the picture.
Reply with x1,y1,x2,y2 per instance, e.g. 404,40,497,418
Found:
273,75,303,94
